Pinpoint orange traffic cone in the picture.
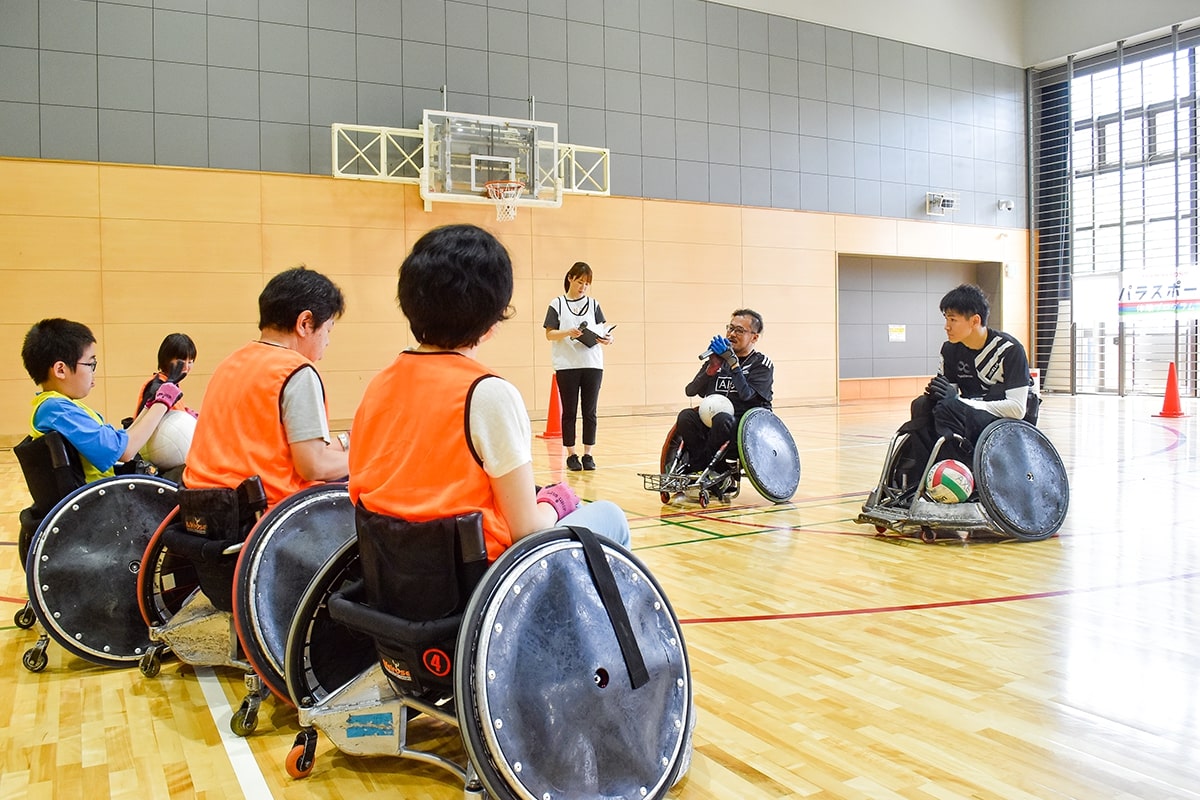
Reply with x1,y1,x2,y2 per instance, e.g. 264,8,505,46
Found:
1154,361,1186,418
537,375,563,439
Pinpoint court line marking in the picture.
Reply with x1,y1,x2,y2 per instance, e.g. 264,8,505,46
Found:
195,666,273,798
681,570,1200,625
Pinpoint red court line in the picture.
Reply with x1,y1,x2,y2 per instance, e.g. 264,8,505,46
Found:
680,570,1200,625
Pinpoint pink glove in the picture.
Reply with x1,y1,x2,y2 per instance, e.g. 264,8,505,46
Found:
536,483,580,521
148,382,183,410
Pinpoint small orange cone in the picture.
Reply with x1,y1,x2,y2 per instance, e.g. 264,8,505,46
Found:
537,375,563,439
1154,361,1186,418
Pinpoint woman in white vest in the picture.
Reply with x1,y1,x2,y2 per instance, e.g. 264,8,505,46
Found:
543,262,613,470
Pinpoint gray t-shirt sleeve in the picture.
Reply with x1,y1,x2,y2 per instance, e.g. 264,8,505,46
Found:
280,365,331,445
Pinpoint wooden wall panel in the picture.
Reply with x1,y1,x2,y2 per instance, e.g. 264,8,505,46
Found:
643,241,742,284
531,195,643,240
643,201,740,245
0,217,101,272
101,272,264,326
260,224,408,276
260,174,406,229
99,165,261,223
0,156,1031,436
835,214,899,255
3,271,103,327
0,160,99,217
100,220,262,273
530,236,645,283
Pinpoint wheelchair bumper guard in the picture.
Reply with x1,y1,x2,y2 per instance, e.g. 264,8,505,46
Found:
857,496,1002,539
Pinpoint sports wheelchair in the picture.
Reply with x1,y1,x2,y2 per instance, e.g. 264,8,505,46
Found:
641,407,801,507
137,482,356,737
14,432,178,672
276,507,693,798
856,418,1070,542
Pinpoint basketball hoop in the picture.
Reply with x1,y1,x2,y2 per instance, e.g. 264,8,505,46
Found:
485,180,525,222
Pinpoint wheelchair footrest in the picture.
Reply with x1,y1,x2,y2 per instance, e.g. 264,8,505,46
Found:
639,473,695,492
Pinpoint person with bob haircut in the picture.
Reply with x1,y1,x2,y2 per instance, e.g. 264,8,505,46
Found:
21,318,181,483
183,266,349,507
543,260,613,471
349,224,631,561
897,283,1040,484
136,332,199,417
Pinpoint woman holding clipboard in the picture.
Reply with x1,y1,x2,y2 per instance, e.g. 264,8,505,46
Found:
543,261,614,471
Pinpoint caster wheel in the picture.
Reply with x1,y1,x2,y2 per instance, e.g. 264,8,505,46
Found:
231,702,259,736
875,525,887,534
14,603,36,629
139,648,162,678
920,526,937,543
285,730,318,779
698,491,709,508
659,491,671,504
23,645,48,673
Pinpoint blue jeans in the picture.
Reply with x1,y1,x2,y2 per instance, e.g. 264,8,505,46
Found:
560,499,631,548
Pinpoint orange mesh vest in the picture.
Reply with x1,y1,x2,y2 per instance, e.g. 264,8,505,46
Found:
183,342,325,506
349,351,514,560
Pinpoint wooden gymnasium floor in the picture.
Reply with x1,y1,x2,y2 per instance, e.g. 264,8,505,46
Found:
3,394,1199,800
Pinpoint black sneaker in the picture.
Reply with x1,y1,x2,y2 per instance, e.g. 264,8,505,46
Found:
566,454,582,471
582,454,596,470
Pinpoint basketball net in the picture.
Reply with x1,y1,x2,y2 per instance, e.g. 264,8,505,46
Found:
485,180,525,222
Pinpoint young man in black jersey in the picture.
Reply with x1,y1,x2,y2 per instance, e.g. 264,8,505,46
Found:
674,308,774,473
899,284,1039,481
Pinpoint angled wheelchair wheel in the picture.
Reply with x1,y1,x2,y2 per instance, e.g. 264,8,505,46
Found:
137,506,200,627
25,475,178,666
456,528,692,800
283,539,379,709
737,408,801,503
657,423,686,503
973,420,1070,542
233,484,357,702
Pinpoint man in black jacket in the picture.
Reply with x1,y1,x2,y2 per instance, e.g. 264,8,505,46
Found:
674,309,774,473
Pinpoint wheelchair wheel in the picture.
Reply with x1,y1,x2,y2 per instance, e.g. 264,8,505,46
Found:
14,602,36,629
658,424,686,503
137,507,201,627
25,476,178,667
973,419,1070,541
233,484,357,703
737,408,801,503
456,528,692,800
283,539,378,710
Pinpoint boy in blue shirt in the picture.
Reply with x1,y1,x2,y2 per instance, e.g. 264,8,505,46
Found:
21,318,181,483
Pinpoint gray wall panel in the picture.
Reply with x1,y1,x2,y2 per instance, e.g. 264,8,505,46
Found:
0,101,39,157
3,0,1025,222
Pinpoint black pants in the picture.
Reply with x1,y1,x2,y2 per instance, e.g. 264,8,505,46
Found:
675,407,736,471
556,368,603,448
897,394,999,485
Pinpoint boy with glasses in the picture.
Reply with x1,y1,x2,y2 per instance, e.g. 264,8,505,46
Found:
21,318,182,482
673,309,774,474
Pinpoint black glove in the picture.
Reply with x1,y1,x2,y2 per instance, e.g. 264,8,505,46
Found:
928,375,960,402
721,349,739,370
166,360,187,384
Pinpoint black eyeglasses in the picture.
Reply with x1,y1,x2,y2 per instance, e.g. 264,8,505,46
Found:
726,325,751,336
77,358,99,371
